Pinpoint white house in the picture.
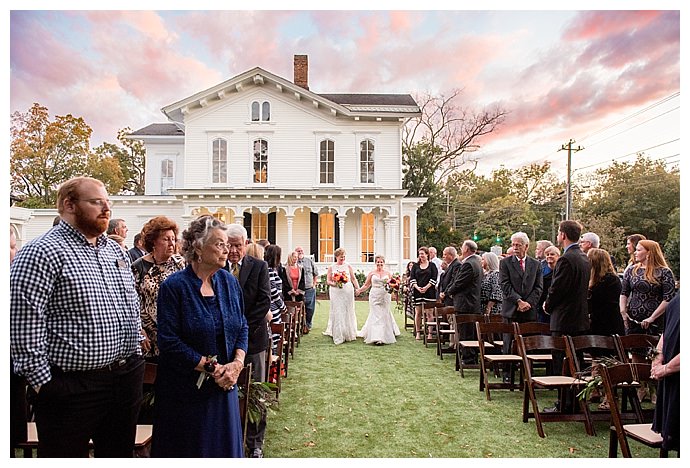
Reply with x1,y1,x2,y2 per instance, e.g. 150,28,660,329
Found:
11,56,426,272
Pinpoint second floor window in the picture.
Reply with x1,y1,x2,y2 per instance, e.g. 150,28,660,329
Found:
161,159,174,194
251,101,271,122
212,138,227,183
253,139,268,183
360,139,375,183
320,139,334,184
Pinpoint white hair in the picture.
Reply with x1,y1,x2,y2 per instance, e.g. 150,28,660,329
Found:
226,223,248,241
581,232,600,248
510,231,530,245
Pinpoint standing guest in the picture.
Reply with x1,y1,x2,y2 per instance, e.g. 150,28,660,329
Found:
128,232,147,263
323,248,360,345
295,246,319,334
108,234,127,251
535,240,553,262
257,239,270,248
620,240,675,337
410,247,438,341
429,246,443,288
651,293,680,454
107,218,129,243
223,223,271,458
401,261,416,327
624,233,647,272
544,220,590,376
439,246,460,307
152,215,247,458
10,176,144,457
132,216,186,361
499,232,542,378
283,250,305,302
264,245,286,357
356,255,401,345
578,232,600,254
535,246,560,323
246,241,265,261
480,252,502,316
446,240,483,364
587,248,624,336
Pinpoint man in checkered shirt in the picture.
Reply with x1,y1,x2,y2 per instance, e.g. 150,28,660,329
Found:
10,177,145,457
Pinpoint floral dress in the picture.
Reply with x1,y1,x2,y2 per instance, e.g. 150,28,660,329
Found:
132,254,186,358
480,269,502,315
621,265,675,335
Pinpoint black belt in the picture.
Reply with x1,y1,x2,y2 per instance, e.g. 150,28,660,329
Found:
98,354,137,372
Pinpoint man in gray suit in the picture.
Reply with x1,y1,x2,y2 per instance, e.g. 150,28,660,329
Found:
446,240,483,363
500,232,543,381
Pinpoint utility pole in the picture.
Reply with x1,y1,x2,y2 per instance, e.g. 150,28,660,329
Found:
559,139,583,219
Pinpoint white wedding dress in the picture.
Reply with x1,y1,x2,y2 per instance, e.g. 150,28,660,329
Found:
323,263,358,345
358,275,401,344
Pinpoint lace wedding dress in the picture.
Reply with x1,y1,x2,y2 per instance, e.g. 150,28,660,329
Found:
358,275,401,344
323,263,358,345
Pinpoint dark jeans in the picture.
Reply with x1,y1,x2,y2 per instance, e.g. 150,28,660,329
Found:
245,351,267,451
30,355,145,457
304,288,316,329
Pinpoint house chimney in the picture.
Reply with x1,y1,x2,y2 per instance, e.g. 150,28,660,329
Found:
294,55,309,90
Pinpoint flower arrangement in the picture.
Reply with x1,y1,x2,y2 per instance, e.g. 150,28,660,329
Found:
385,275,401,294
332,271,349,288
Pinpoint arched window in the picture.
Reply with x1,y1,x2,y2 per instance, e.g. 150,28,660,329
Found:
161,159,174,194
251,101,270,121
253,139,268,183
320,139,334,184
212,138,227,183
360,139,375,183
361,213,375,262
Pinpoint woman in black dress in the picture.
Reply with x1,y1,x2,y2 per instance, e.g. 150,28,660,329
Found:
587,248,624,336
410,247,438,341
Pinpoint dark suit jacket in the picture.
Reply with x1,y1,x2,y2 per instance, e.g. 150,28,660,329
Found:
446,254,483,314
225,255,272,355
544,244,590,334
439,258,460,306
128,247,145,263
500,255,543,322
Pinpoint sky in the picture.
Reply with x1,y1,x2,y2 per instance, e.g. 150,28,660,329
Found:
7,2,683,181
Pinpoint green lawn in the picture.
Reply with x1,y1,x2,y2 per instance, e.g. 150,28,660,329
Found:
264,300,665,458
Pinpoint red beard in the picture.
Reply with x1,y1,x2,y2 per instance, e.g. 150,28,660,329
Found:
74,207,110,238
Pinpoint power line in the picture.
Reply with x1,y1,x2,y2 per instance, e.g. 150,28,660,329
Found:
573,138,680,172
583,106,679,150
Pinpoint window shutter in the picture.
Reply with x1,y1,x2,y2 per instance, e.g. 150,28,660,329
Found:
310,212,319,258
268,212,276,244
243,212,252,238
334,215,340,249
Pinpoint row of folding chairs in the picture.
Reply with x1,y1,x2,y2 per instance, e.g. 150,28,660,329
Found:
269,300,307,398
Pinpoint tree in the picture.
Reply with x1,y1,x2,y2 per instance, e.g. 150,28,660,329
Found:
117,127,146,194
403,89,508,184
10,103,92,207
86,147,125,196
664,207,680,279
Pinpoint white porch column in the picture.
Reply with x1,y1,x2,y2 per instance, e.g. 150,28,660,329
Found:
233,214,244,225
337,214,346,249
383,217,392,262
286,215,294,252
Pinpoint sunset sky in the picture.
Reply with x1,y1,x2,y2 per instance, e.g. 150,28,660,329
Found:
8,4,682,180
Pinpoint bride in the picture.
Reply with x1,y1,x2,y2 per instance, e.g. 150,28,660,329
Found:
356,255,401,345
323,248,360,345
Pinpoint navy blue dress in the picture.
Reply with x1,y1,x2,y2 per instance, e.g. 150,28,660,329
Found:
152,266,248,458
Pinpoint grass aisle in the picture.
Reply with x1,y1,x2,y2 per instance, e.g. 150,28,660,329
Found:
264,300,659,458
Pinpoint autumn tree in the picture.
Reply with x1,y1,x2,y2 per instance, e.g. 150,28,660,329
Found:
88,143,125,195
10,103,92,207
117,127,146,194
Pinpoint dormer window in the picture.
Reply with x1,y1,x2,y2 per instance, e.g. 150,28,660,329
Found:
251,101,271,122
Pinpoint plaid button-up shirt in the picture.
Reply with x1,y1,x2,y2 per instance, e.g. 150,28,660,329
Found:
10,221,142,387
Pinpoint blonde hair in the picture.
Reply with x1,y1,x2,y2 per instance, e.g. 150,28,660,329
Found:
286,250,299,266
633,240,670,285
246,242,265,260
334,247,346,259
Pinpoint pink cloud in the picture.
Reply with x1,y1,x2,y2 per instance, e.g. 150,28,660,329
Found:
389,11,412,34
563,10,661,41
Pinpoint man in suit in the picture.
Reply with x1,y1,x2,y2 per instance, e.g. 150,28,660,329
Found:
224,223,271,458
127,233,146,263
544,220,591,376
438,246,460,307
446,240,483,363
500,232,543,381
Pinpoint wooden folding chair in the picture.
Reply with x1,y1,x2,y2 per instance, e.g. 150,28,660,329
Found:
268,322,285,398
434,306,457,359
422,301,443,348
237,363,252,454
513,321,552,374
454,313,485,377
614,334,660,364
476,321,522,400
283,304,300,359
280,309,292,377
599,363,669,458
284,300,305,346
516,334,592,438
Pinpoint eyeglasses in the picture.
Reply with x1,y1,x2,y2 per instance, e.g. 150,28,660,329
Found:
213,242,230,251
74,198,113,209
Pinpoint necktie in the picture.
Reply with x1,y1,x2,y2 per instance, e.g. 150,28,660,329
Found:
232,262,240,278
519,258,525,271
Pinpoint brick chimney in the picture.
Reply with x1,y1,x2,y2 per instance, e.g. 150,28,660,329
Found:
293,54,309,90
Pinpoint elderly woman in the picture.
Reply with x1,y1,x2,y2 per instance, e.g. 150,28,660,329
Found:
480,252,502,315
535,245,560,323
132,216,186,360
151,215,248,458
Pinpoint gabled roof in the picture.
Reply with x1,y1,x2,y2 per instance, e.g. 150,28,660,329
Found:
129,123,184,137
160,66,420,124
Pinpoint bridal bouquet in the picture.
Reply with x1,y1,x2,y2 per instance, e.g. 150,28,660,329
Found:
332,271,349,288
385,275,401,294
